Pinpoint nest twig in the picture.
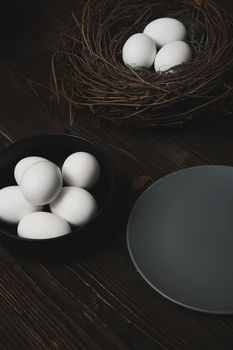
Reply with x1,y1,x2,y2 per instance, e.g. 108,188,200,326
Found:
50,0,233,127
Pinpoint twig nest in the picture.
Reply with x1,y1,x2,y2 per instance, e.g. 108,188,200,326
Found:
51,0,233,127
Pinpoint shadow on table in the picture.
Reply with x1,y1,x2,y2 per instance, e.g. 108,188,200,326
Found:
0,1,46,41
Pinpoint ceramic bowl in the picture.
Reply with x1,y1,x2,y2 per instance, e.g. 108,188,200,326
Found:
0,134,115,256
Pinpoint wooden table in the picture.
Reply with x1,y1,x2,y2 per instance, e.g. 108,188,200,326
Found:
0,1,233,349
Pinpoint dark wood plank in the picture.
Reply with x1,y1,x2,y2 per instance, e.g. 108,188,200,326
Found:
0,246,101,350
169,118,233,165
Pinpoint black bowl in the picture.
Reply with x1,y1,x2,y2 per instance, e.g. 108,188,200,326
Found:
0,134,115,257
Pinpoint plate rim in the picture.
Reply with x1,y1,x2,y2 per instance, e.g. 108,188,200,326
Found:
127,164,233,314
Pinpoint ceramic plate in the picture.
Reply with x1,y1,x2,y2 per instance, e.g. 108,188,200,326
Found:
127,166,233,314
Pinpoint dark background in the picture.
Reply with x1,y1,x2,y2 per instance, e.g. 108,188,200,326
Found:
0,1,233,349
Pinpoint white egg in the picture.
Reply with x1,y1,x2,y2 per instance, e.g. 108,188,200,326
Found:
62,152,100,189
50,187,97,226
21,161,63,205
122,33,157,69
14,156,48,185
144,18,187,48
0,186,42,224
18,212,71,239
154,41,192,72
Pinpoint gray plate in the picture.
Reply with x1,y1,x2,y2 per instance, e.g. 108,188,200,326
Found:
127,165,233,314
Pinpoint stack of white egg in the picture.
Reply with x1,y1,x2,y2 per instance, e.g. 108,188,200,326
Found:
0,152,100,239
122,18,192,72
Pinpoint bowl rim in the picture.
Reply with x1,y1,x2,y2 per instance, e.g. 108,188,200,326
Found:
0,133,115,243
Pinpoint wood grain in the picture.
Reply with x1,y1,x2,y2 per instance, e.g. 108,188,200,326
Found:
0,1,233,349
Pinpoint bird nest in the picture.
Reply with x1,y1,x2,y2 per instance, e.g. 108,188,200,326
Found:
51,0,233,127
